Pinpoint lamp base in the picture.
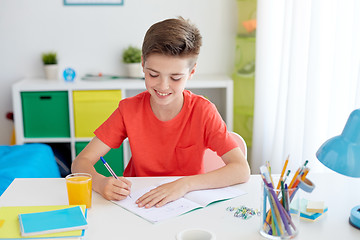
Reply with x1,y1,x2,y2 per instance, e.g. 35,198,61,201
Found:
349,205,360,230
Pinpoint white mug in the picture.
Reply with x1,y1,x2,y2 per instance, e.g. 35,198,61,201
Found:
176,228,216,240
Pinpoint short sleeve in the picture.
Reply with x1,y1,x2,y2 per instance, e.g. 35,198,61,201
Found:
94,103,127,149
203,102,238,156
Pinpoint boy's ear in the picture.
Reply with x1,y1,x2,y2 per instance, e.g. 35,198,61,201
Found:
141,55,145,68
188,63,197,80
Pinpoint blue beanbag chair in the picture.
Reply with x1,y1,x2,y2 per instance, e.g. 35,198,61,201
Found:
0,143,61,196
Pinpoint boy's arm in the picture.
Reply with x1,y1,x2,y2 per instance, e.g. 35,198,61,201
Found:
71,136,132,201
186,146,250,188
136,147,250,208
188,147,250,188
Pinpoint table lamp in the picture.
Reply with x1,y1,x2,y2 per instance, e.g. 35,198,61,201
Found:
316,108,360,229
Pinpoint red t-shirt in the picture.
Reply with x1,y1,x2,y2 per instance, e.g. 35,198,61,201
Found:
94,90,237,177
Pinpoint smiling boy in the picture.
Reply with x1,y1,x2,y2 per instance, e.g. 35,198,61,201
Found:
72,17,250,208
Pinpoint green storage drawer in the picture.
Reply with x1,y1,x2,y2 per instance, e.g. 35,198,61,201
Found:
75,142,124,177
21,91,70,138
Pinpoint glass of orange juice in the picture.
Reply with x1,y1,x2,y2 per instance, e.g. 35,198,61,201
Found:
65,173,92,208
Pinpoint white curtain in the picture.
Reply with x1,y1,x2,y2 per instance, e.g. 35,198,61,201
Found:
251,0,360,174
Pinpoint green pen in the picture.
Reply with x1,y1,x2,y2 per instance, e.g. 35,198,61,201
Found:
281,180,286,208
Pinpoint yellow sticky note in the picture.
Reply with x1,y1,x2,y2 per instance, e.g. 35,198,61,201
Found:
306,201,325,213
0,220,5,228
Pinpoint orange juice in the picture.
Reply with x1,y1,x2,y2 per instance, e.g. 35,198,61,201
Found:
65,173,92,208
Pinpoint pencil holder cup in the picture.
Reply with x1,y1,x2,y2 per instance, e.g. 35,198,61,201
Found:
65,173,92,209
260,181,300,239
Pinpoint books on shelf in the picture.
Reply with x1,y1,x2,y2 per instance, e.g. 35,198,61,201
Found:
0,205,87,239
112,177,247,223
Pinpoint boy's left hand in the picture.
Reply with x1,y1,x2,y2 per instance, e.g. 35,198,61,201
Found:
135,178,189,208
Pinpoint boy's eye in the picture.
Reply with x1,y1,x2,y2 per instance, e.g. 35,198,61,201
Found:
149,73,158,78
171,77,182,81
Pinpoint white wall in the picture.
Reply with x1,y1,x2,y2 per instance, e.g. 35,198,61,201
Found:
0,0,237,145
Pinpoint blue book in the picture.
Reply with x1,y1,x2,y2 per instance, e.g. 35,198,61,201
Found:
18,206,88,237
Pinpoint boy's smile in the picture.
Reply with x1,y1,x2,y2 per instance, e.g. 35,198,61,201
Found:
142,54,196,121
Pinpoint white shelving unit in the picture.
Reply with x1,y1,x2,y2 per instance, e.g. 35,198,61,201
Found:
12,74,233,164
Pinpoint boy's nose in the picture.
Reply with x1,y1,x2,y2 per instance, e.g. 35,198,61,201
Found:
158,77,169,91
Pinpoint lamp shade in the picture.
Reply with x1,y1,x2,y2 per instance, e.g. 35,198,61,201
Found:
316,109,360,178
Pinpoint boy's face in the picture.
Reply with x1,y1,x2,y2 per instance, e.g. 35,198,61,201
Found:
142,54,196,109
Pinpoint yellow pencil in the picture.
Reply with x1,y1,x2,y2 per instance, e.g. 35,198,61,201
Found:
301,167,310,181
276,157,289,190
288,168,300,189
289,160,308,189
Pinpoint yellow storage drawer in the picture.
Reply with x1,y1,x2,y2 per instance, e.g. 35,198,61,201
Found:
73,90,122,137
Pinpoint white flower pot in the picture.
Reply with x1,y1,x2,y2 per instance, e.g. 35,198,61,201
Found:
125,63,144,78
44,64,59,80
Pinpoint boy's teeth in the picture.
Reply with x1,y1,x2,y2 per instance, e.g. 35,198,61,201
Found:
157,90,170,96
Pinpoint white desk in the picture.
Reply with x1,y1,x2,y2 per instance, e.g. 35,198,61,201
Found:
0,173,359,239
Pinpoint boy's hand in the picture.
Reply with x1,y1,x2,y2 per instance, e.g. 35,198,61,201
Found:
136,178,189,208
98,176,132,201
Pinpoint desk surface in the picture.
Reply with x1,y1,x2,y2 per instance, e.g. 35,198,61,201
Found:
0,173,359,239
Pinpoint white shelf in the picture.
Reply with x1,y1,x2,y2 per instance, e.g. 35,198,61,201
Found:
12,75,233,164
19,138,72,143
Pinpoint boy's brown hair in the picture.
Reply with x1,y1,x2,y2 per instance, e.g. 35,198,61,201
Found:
142,17,202,66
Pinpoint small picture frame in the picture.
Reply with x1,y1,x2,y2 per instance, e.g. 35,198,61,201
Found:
64,0,124,6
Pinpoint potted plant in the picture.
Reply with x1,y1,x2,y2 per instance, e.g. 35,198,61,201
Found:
42,52,58,80
122,46,144,78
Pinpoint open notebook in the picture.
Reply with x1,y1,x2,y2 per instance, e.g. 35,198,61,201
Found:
112,178,247,223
